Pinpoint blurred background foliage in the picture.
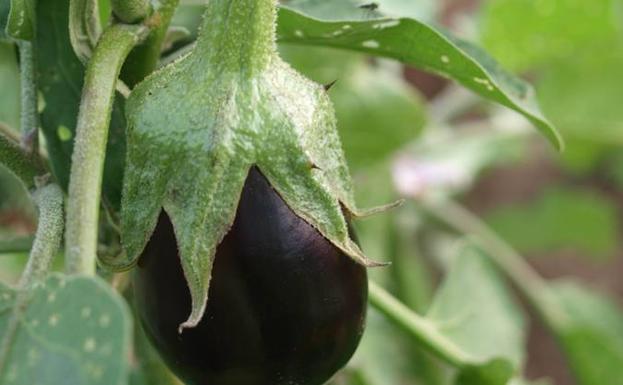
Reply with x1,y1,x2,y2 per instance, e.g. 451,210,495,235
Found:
1,0,623,385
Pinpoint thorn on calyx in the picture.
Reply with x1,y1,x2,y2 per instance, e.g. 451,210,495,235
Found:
324,80,338,92
310,162,321,170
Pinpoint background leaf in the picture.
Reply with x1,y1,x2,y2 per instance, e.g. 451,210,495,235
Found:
0,274,131,385
551,281,623,385
427,245,526,384
479,0,621,72
36,0,127,209
485,187,619,261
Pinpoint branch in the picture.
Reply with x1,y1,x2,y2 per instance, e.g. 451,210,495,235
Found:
368,280,475,367
0,183,64,374
18,40,39,154
19,184,65,288
0,131,44,189
64,23,146,276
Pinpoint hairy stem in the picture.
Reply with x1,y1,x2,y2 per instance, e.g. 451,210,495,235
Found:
194,0,278,76
19,184,65,288
0,183,64,374
419,197,570,330
0,122,20,144
0,131,44,189
18,41,39,154
368,280,475,367
65,24,146,276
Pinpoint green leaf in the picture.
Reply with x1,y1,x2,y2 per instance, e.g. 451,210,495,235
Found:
0,274,132,385
538,51,623,146
281,0,437,21
280,45,426,169
427,245,525,384
550,281,623,385
276,4,563,150
36,0,127,208
479,0,620,72
456,359,514,385
485,187,618,260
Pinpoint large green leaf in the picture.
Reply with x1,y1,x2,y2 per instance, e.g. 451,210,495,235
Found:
36,0,127,208
277,3,563,150
0,274,131,385
550,281,623,385
426,246,526,384
479,0,620,72
282,0,437,21
479,0,623,173
538,51,623,145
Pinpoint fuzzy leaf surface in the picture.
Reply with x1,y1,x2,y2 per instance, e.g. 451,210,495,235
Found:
0,274,131,385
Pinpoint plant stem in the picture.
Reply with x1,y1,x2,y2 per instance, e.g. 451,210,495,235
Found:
120,0,179,87
18,40,39,155
0,131,44,189
65,24,146,276
19,184,64,288
419,197,570,330
0,183,64,374
0,122,20,144
368,280,476,367
194,0,278,76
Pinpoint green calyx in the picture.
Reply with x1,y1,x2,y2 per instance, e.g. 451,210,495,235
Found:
116,0,384,331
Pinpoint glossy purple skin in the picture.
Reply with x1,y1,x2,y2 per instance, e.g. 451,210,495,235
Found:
133,167,368,385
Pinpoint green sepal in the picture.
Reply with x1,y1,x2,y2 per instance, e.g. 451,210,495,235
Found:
117,0,381,330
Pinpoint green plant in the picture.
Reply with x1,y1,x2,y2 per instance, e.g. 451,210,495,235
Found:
1,1,621,385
